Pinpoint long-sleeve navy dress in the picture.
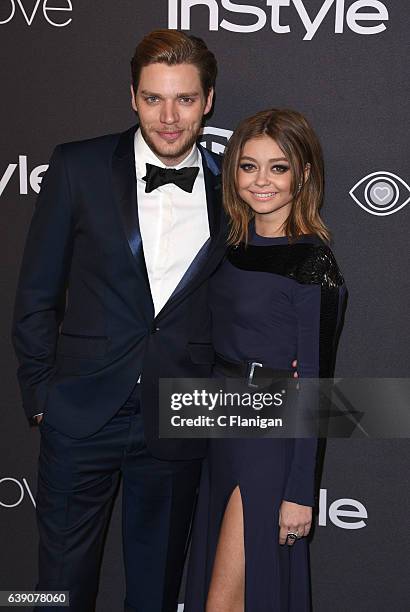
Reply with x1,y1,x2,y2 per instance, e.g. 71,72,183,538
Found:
184,225,347,611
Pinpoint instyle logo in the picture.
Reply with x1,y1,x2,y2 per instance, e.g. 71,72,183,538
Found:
199,126,233,154
318,488,367,529
0,133,231,196
0,130,229,199
0,0,73,27
349,171,410,216
0,477,36,508
168,0,389,40
0,478,367,534
0,156,48,197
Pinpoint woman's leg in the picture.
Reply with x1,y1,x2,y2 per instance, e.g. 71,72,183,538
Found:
206,485,245,612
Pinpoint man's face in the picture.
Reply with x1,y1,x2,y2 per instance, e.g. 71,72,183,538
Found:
131,63,214,166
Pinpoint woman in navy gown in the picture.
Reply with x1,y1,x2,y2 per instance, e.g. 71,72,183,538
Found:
184,109,346,611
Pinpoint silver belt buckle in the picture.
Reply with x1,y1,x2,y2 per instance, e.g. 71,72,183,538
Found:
247,361,263,388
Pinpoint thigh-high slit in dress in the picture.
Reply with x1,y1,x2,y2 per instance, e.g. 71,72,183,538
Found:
184,226,347,611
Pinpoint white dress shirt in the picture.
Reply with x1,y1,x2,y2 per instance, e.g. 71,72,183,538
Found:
134,129,210,316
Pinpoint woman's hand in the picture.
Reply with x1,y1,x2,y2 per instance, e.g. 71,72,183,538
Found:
278,500,312,546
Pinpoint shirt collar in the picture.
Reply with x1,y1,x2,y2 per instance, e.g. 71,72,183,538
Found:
134,128,200,179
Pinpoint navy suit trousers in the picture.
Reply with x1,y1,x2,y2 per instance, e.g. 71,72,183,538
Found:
35,389,201,612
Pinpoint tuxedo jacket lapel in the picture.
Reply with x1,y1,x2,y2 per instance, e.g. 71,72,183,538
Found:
112,128,224,321
202,146,222,239
112,125,154,321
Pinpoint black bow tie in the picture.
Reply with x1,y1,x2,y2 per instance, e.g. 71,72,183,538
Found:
142,163,199,193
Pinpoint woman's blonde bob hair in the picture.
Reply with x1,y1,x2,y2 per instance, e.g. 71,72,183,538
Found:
222,108,330,244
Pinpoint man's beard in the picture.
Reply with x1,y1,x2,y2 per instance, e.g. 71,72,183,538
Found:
139,124,200,163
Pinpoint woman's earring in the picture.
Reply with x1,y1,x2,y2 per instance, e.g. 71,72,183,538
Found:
297,181,303,192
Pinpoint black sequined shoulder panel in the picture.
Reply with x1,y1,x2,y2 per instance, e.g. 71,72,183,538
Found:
227,243,345,289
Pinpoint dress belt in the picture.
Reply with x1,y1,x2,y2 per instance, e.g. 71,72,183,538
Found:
214,353,293,388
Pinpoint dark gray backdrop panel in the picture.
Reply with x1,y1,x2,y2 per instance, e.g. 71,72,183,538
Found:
1,1,409,610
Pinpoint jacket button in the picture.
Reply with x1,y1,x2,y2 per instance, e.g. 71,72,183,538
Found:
151,324,160,334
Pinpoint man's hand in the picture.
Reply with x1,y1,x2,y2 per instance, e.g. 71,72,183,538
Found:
278,499,312,545
292,359,298,378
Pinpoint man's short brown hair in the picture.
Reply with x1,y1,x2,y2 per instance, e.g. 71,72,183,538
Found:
131,29,217,97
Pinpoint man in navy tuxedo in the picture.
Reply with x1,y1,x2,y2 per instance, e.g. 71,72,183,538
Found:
12,30,227,612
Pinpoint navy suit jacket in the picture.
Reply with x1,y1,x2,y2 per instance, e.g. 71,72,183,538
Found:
12,124,228,460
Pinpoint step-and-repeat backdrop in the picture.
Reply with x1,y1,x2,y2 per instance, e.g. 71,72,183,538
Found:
1,1,409,610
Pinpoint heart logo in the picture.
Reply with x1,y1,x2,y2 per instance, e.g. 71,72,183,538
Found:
373,186,392,203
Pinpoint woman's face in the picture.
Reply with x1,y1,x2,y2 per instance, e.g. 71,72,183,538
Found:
236,135,294,219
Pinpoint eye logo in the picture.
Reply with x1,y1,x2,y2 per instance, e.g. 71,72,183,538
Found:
199,126,233,155
349,171,410,216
